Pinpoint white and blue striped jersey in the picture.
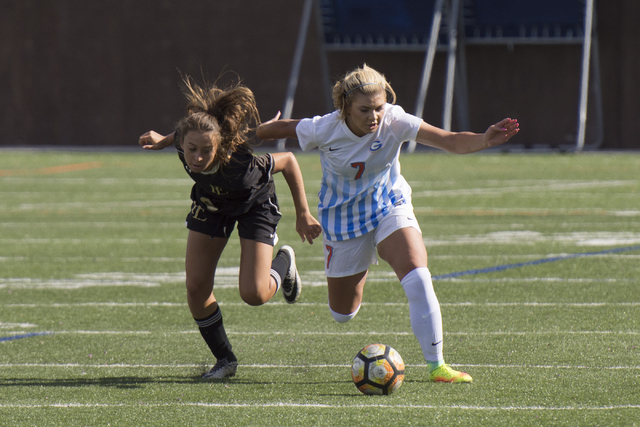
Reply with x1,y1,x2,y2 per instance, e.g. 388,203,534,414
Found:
296,104,422,241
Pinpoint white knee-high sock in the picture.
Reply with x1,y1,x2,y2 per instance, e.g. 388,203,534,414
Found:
401,267,443,363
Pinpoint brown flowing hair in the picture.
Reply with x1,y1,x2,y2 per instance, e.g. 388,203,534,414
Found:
175,76,260,167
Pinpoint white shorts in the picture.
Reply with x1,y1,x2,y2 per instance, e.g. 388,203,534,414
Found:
322,203,422,277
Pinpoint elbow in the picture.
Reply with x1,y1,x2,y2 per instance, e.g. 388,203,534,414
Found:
273,151,296,175
281,151,295,163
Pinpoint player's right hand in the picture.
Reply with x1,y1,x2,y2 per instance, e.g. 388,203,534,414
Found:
139,130,172,150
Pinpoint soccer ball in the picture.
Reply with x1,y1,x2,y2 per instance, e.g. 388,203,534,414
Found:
351,344,405,395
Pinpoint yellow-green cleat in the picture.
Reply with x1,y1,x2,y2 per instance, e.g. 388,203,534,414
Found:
429,364,472,383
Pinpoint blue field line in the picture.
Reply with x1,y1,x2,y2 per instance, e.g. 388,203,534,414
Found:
0,332,53,343
433,244,640,280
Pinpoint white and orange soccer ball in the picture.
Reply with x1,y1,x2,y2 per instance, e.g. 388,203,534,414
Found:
351,344,405,395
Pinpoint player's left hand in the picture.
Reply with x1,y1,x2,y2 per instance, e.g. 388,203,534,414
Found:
484,118,519,148
297,213,322,244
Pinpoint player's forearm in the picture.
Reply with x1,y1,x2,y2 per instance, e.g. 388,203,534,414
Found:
416,118,518,154
256,120,300,140
161,131,177,148
274,152,312,218
444,132,488,154
417,128,487,154
283,168,313,219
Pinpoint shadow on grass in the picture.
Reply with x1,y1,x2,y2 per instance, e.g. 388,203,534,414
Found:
0,376,205,389
0,376,355,389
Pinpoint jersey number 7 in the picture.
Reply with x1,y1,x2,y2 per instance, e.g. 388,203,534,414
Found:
351,162,365,180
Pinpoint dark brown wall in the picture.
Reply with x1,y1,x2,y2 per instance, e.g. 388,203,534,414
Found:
1,0,638,149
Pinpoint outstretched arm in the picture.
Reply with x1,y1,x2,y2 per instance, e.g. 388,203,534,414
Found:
415,118,519,154
139,131,177,150
256,111,301,141
271,152,322,244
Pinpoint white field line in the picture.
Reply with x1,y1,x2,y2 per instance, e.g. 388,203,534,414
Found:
2,200,190,211
0,222,181,228
423,231,640,246
3,254,640,262
407,178,636,187
0,402,638,410
0,256,323,263
0,322,38,328
3,231,640,247
3,255,640,269
3,330,637,336
3,204,640,217
0,238,185,244
3,220,640,229
3,177,628,186
435,277,640,283
421,221,640,228
0,177,194,186
0,264,640,289
3,301,640,308
413,207,640,217
412,180,636,197
5,176,636,188
0,362,638,371
0,257,186,263
2,275,638,290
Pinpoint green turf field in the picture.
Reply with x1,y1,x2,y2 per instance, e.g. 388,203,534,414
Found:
1,150,639,426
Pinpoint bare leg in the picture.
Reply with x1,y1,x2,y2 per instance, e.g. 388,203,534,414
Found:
185,230,228,319
327,270,368,315
238,238,279,306
377,227,427,279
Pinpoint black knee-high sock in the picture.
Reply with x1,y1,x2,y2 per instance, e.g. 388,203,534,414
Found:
194,306,236,362
270,250,290,289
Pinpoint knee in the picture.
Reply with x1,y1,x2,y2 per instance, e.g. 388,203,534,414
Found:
329,304,361,323
239,286,269,307
185,278,212,303
241,294,268,306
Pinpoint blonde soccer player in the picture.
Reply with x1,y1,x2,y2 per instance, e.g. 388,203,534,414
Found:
257,64,519,383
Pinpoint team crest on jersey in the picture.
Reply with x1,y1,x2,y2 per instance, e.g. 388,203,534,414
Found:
370,140,383,152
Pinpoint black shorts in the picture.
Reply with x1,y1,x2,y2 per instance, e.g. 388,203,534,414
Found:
185,198,281,246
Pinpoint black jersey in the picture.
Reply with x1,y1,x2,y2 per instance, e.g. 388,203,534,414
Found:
176,142,277,217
